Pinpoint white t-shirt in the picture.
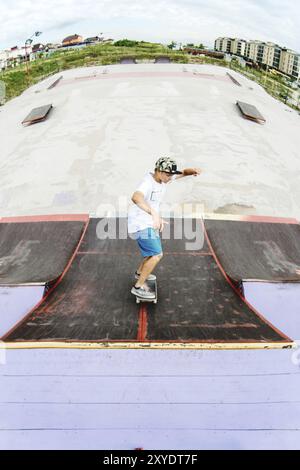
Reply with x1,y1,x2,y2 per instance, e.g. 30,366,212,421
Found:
128,172,172,234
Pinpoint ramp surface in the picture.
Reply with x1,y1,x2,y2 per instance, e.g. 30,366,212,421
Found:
146,254,290,343
2,218,292,349
155,56,171,63
47,76,63,90
119,57,137,64
227,72,242,86
0,215,88,285
205,217,300,282
22,104,53,125
236,100,266,123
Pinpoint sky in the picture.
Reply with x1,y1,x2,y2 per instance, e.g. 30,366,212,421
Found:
0,0,299,52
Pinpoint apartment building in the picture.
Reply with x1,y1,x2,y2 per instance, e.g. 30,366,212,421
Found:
244,40,262,62
292,55,300,80
231,38,246,56
280,49,300,80
263,42,281,69
214,37,233,54
215,36,300,80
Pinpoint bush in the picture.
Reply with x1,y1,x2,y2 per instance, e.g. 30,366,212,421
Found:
114,39,139,47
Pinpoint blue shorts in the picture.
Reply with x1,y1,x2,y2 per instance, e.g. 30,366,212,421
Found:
133,228,163,258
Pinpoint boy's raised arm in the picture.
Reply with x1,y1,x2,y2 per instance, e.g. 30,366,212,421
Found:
175,168,202,180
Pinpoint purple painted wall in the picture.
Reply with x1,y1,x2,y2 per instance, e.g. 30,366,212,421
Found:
0,281,299,450
0,286,44,337
0,347,300,450
243,282,300,340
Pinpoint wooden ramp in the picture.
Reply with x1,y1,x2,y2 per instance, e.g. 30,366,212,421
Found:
119,57,137,64
1,218,293,350
47,76,63,90
22,104,53,125
155,56,171,63
205,215,300,282
236,100,266,123
227,72,242,86
0,214,88,285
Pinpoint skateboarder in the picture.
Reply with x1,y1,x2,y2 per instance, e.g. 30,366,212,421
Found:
128,157,201,300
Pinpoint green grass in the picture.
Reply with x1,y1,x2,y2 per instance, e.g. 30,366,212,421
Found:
231,62,299,108
0,42,190,100
3,42,294,110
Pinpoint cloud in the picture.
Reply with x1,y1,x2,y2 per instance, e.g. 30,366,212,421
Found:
0,0,299,51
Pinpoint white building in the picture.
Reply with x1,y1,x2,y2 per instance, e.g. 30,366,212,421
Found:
231,38,246,57
244,40,263,63
0,45,32,70
214,37,233,54
262,42,281,69
0,50,9,69
215,36,300,80
280,49,300,80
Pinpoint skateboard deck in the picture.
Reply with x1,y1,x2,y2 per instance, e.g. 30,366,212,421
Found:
136,279,157,304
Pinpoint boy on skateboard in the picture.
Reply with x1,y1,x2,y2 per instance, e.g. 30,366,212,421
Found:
128,157,201,300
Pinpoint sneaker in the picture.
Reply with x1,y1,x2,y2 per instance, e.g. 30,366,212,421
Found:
135,271,157,281
131,286,155,299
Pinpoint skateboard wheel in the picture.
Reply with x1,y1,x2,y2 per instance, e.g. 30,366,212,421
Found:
136,298,140,304
154,300,157,304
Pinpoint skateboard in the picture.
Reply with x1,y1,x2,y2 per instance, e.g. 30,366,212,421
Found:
136,279,157,304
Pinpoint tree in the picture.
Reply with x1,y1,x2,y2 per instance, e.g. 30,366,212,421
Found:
167,41,177,50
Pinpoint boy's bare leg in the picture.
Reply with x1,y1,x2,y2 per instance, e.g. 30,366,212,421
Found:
135,254,163,288
136,256,151,275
